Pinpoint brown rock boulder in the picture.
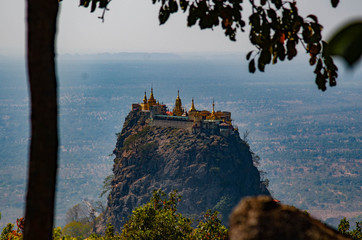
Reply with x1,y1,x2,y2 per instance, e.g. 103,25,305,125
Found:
229,196,350,240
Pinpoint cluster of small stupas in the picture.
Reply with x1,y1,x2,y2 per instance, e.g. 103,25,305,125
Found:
131,88,236,135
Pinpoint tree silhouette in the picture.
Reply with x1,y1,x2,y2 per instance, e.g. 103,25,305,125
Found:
24,0,58,239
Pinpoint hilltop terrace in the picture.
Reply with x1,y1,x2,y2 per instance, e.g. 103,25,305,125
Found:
131,88,238,136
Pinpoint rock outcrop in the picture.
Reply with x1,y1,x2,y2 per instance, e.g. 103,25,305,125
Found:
105,111,269,231
229,196,350,240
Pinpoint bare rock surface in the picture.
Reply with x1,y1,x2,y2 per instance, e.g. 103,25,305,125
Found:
229,196,351,240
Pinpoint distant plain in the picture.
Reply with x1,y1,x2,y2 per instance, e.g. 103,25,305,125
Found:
0,53,361,228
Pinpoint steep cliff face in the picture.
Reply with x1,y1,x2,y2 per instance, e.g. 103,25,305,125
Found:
105,111,269,231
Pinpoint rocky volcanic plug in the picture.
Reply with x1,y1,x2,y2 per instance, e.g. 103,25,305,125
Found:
104,110,270,231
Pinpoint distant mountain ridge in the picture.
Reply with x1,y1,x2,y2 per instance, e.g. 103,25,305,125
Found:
59,52,181,61
103,110,270,231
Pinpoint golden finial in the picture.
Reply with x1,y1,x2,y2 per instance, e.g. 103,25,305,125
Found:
143,91,147,103
173,89,184,116
148,86,156,104
189,98,196,112
212,99,215,114
207,99,217,120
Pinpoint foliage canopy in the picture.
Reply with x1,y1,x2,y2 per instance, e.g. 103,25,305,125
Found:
338,217,362,240
120,189,228,240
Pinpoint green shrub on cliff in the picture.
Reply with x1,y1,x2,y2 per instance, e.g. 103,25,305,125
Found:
120,189,228,240
120,190,193,239
338,217,362,240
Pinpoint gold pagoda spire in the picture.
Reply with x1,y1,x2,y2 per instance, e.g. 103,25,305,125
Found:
173,89,184,116
212,99,215,114
207,99,217,120
148,87,156,104
143,91,148,103
189,98,196,112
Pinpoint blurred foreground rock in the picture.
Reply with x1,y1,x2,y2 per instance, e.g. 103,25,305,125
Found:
229,196,350,240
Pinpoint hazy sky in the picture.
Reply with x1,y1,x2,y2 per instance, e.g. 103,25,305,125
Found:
1,0,361,56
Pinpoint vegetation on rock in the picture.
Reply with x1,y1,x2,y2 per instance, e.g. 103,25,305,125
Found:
1,190,228,240
338,217,362,240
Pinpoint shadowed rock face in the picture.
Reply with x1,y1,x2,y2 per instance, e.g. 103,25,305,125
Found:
105,111,269,231
229,196,351,240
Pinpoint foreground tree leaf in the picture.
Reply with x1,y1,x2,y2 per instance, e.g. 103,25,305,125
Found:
327,21,362,67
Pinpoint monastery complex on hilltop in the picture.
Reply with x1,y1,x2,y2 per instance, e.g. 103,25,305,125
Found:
132,88,238,136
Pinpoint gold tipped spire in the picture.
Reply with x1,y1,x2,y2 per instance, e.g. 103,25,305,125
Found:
173,89,184,116
189,98,196,112
148,87,156,103
212,99,215,114
207,99,217,120
143,91,148,103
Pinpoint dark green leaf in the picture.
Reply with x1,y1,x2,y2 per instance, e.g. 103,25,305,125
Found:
261,23,271,38
91,0,98,12
311,23,322,43
324,56,337,71
286,40,297,60
249,59,256,73
307,14,318,23
277,42,286,61
99,0,108,8
239,20,246,29
169,0,178,13
267,9,277,23
315,73,327,91
246,51,253,60
179,0,188,11
314,59,323,73
327,21,362,67
302,23,312,43
187,6,197,27
79,0,86,6
250,31,263,46
271,0,282,9
250,13,261,31
159,8,170,24
309,56,316,65
289,2,298,13
258,57,265,72
260,49,271,64
331,0,339,8
321,41,328,57
329,77,337,87
272,53,278,64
